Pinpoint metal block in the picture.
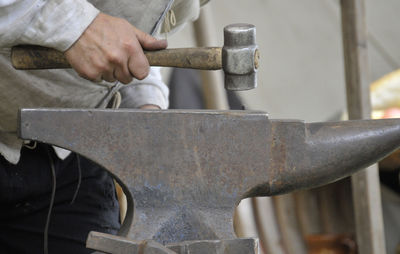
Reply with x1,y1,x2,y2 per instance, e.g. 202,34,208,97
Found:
18,109,400,250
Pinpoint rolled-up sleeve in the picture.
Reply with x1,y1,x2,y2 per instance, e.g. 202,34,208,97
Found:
119,67,170,110
0,0,99,51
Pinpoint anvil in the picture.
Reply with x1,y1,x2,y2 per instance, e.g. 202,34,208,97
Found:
18,109,400,254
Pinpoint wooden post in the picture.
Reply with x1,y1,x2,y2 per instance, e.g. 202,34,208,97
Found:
340,0,386,253
192,4,229,110
252,197,286,254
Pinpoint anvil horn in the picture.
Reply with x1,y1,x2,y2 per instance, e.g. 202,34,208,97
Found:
263,119,400,196
18,109,400,243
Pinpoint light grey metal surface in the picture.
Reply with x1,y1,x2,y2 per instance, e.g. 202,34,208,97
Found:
87,232,176,254
222,24,258,91
167,238,258,254
87,231,258,254
18,109,400,252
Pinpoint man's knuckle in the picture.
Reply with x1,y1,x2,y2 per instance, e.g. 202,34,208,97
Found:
94,62,109,73
119,19,131,27
122,40,137,54
105,51,121,64
83,70,99,80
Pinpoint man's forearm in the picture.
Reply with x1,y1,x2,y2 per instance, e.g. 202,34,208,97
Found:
0,0,99,51
0,0,168,83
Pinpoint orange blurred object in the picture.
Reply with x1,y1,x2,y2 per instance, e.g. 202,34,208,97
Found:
306,234,357,254
382,107,400,119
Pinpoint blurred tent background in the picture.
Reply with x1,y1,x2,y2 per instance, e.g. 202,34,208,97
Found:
161,1,400,253
164,0,400,122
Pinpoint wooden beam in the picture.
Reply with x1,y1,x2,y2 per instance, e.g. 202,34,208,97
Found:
340,0,386,253
193,5,229,110
274,194,307,254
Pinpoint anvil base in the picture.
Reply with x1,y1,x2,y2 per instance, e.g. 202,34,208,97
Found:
87,231,258,254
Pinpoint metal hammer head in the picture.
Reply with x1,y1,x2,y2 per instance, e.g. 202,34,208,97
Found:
222,24,259,91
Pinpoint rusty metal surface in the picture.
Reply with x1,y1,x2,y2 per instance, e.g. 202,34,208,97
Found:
18,109,400,250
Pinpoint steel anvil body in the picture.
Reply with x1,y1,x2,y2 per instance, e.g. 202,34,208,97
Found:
18,109,400,254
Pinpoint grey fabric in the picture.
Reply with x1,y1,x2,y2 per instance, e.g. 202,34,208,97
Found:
159,0,201,36
89,0,174,35
200,0,210,6
0,53,114,163
0,0,174,164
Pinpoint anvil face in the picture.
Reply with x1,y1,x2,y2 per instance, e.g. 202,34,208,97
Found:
18,109,400,246
20,109,272,243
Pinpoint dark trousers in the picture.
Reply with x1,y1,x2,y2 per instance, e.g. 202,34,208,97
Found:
0,143,120,253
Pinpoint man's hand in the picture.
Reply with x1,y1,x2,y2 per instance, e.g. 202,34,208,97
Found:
65,13,167,84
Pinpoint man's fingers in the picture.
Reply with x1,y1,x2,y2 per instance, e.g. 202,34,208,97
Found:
128,53,150,80
140,104,161,110
102,70,117,83
126,38,150,80
65,13,166,83
128,31,166,80
134,28,168,50
114,65,133,84
144,38,168,51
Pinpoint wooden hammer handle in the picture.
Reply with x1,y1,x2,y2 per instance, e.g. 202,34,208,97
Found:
11,45,222,70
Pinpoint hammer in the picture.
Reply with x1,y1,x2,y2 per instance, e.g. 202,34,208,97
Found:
11,24,259,91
